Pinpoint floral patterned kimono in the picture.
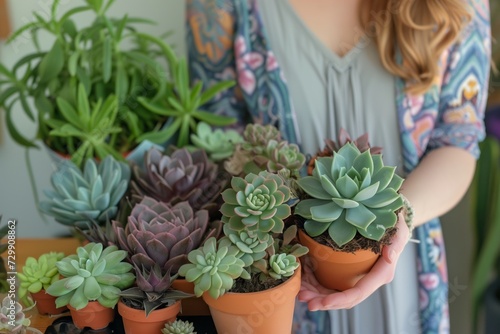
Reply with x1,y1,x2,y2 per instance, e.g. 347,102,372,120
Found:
185,1,491,333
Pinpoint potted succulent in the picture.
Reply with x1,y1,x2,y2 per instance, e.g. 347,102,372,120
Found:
39,155,130,229
179,169,308,334
46,242,135,330
0,296,42,334
294,140,404,291
161,319,196,334
112,196,220,331
17,252,66,315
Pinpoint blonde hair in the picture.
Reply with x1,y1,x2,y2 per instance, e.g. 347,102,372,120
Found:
365,0,472,94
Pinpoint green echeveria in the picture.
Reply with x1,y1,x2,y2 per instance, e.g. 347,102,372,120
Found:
242,124,282,154
46,243,135,310
39,156,130,228
190,122,244,161
18,252,65,305
295,142,404,247
220,171,291,240
268,253,299,280
178,238,246,299
222,225,272,266
0,296,31,333
162,319,197,334
264,140,306,173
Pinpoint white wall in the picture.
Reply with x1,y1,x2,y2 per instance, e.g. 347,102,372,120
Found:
0,0,186,237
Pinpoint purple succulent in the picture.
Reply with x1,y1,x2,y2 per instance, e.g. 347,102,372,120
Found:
113,197,222,275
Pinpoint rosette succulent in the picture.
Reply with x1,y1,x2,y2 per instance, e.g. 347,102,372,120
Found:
0,296,41,334
18,252,65,306
220,171,291,240
263,140,306,173
46,243,135,310
120,264,191,316
131,148,228,213
267,253,300,280
307,129,382,175
39,156,130,228
113,197,222,275
295,142,404,247
162,319,197,334
178,237,248,299
190,122,243,161
222,225,272,266
242,124,282,154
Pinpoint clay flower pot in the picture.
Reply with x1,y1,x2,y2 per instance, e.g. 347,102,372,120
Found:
202,265,301,334
298,229,379,291
30,290,67,315
171,279,210,316
67,301,114,330
118,300,181,334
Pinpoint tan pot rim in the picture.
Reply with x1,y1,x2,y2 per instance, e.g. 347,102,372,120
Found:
118,299,181,321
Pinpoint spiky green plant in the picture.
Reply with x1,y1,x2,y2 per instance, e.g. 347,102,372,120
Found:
295,142,404,247
190,122,243,162
162,319,197,334
39,156,130,228
46,243,135,310
0,296,41,334
178,237,248,299
18,252,64,306
119,264,191,316
220,171,291,241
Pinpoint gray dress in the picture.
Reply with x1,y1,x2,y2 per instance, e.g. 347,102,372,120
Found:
257,1,421,333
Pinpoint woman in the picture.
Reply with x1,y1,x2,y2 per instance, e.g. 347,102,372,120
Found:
185,0,491,333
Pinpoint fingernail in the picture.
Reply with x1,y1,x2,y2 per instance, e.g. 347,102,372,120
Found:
388,250,396,263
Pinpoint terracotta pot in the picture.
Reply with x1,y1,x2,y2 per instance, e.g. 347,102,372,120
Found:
67,301,114,330
202,265,301,334
31,290,67,315
298,229,379,291
118,300,181,334
171,279,211,316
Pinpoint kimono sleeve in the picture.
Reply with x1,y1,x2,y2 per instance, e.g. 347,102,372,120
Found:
428,0,491,158
185,0,251,128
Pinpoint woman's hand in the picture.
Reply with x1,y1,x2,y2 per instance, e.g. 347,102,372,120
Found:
297,213,409,311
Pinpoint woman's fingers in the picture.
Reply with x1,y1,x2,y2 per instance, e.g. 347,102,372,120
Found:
382,212,409,264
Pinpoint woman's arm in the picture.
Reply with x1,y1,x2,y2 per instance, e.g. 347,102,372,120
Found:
401,146,476,227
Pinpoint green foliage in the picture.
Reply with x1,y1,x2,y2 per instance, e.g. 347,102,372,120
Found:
190,122,244,161
17,252,64,306
295,142,404,247
178,238,247,299
46,242,135,310
0,0,171,155
39,156,130,228
471,136,500,330
162,319,197,334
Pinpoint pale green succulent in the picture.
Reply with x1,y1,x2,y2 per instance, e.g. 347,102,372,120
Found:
39,156,130,228
162,319,197,334
47,243,135,310
268,253,299,280
295,142,404,247
220,171,291,241
242,124,282,154
222,225,272,266
18,252,64,306
264,140,306,173
190,122,244,161
178,237,248,299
